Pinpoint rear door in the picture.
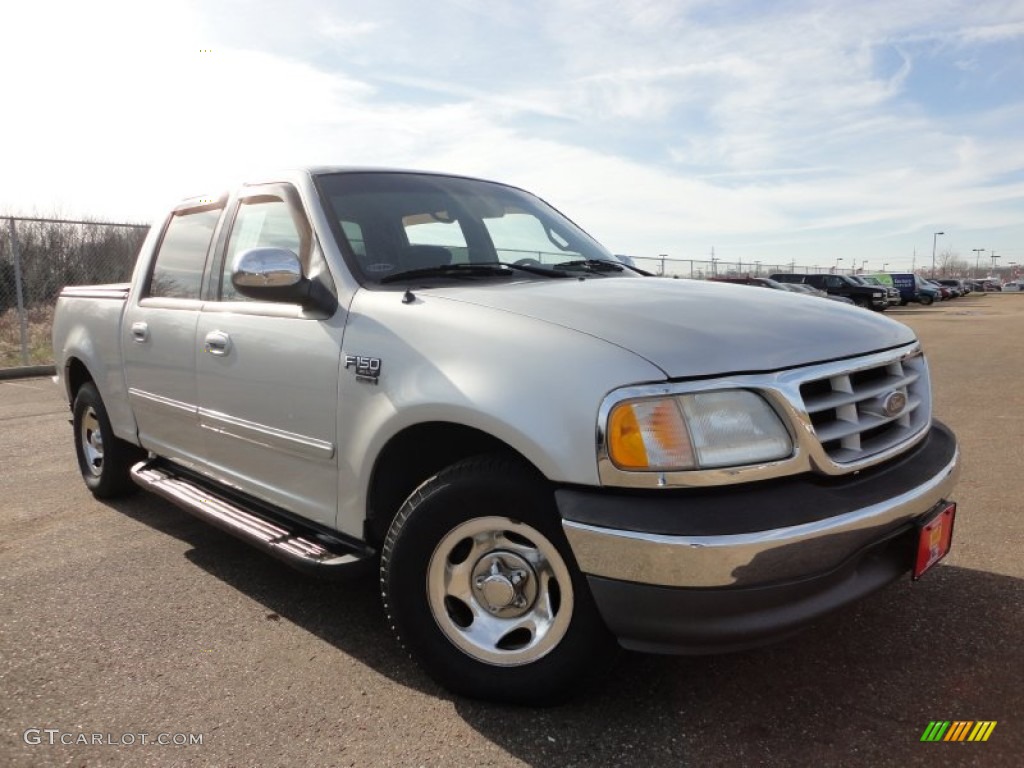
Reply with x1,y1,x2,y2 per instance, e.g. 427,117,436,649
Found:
123,200,224,465
193,185,344,528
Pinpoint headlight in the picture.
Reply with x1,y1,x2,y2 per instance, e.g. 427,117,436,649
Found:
873,291,884,297
606,390,793,471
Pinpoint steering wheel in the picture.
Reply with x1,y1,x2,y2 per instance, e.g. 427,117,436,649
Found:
514,258,543,268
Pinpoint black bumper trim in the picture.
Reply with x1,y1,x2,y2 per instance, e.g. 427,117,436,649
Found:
588,519,919,654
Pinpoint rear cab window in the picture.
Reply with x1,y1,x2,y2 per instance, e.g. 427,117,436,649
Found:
146,204,222,300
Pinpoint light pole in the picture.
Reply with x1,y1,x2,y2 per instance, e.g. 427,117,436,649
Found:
973,248,985,278
882,262,889,272
834,257,843,274
991,252,1000,277
754,261,761,276
860,259,868,273
931,231,944,278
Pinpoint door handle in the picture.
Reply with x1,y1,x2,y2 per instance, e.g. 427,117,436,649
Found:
130,322,149,343
204,330,232,356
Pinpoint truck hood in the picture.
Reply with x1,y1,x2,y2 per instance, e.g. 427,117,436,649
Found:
425,277,916,379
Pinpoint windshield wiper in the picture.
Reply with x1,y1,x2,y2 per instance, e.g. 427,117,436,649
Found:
379,261,569,284
379,263,514,284
551,259,625,273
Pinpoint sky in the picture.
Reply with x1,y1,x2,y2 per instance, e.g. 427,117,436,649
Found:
2,0,1023,273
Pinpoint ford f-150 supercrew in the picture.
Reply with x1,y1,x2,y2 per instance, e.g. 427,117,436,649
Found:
52,168,960,704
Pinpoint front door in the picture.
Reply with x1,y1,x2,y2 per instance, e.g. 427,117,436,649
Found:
193,186,344,528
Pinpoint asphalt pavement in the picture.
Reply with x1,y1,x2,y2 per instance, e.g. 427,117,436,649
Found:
1,293,1021,767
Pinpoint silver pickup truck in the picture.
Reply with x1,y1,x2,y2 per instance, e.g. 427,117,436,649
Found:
52,168,960,704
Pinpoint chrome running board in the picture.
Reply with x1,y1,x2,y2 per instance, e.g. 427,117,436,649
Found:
131,460,372,578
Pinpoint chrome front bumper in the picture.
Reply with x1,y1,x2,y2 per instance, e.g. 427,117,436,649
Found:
560,421,960,589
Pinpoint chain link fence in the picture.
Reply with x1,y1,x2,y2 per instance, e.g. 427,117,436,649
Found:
1,217,148,371
624,254,850,280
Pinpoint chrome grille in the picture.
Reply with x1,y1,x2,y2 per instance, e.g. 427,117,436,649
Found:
800,351,930,464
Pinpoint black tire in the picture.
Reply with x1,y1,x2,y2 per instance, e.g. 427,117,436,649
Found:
73,382,145,498
919,294,934,306
381,455,615,704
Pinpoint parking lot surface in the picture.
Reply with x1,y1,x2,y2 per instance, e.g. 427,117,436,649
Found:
1,294,1022,767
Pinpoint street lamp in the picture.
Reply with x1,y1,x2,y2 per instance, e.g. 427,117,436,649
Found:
835,257,843,274
931,231,944,278
973,248,985,278
754,261,761,276
860,259,868,273
882,262,889,272
991,253,1000,276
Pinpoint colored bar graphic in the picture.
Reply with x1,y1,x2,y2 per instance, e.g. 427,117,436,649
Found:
969,722,997,742
921,721,950,741
921,721,996,742
944,721,972,741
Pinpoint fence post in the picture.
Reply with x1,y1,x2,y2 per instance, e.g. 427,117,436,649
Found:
8,218,30,366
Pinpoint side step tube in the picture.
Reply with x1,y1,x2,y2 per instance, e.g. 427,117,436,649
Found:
131,460,372,578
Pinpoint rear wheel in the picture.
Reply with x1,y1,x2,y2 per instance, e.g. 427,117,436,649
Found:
73,382,144,498
381,455,614,704
919,294,934,306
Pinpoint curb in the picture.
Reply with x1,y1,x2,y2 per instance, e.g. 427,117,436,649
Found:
0,365,57,381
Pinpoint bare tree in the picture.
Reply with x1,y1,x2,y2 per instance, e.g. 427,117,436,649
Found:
936,248,970,277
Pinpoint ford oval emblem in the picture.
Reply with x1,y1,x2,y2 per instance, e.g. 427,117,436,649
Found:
882,391,907,417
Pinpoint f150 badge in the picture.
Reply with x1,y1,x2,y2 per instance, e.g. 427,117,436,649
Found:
345,354,382,384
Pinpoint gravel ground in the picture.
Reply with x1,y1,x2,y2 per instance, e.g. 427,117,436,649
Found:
1,292,1021,767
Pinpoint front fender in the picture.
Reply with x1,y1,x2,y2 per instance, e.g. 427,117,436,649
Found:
333,289,666,537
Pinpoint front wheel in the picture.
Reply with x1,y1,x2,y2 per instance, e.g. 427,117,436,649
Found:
73,382,144,498
381,455,614,704
919,294,934,306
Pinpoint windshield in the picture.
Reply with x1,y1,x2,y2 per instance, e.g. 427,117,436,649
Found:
315,172,622,285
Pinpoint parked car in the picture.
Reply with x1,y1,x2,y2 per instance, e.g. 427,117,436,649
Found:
914,277,942,304
1003,281,1022,292
850,275,901,306
924,280,953,300
769,273,889,310
51,167,961,704
934,279,964,298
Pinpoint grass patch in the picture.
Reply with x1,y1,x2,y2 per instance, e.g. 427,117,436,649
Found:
0,304,56,368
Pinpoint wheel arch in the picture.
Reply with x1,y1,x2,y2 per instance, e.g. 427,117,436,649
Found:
364,421,545,548
65,356,94,402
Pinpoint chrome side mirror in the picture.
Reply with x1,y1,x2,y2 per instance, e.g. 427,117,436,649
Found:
232,247,303,290
230,247,336,313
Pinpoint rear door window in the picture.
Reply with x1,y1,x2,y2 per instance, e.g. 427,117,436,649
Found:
147,208,221,299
